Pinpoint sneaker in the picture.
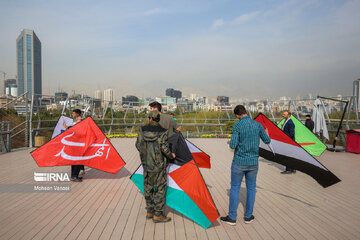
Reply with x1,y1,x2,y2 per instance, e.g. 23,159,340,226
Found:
244,215,255,224
146,212,154,219
152,215,171,223
220,216,236,226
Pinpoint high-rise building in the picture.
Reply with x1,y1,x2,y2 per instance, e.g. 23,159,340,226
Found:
103,88,114,102
155,96,176,106
6,84,18,97
4,79,17,95
55,92,68,103
217,96,229,105
122,95,139,106
16,29,42,97
165,88,182,100
354,79,360,112
94,90,102,100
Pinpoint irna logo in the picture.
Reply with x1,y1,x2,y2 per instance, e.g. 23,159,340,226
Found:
34,172,70,182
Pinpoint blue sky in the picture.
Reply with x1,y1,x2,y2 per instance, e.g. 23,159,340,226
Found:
0,0,359,99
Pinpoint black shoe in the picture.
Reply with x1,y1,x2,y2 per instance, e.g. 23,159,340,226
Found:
220,216,236,226
71,177,82,182
281,170,292,174
244,215,255,224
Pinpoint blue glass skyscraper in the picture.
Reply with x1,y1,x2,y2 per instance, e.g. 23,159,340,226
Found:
16,29,42,97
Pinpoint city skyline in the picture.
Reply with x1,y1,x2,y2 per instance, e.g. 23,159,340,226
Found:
0,0,359,99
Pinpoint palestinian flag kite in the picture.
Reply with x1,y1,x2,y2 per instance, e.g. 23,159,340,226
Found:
255,113,340,188
185,139,211,168
51,116,73,139
131,161,219,229
131,132,218,228
31,117,126,174
167,132,211,168
278,115,326,156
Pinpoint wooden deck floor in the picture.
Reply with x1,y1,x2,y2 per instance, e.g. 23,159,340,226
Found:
0,138,359,240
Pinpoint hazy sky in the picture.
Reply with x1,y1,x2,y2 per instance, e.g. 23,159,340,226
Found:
0,0,359,99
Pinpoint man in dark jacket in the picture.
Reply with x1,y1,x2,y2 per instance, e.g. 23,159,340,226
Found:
149,101,180,139
305,114,314,132
136,110,175,223
281,110,296,174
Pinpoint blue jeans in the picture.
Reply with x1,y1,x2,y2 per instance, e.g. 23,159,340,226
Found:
229,162,258,220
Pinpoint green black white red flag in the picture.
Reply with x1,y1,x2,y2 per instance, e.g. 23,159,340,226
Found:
131,162,219,228
131,132,218,228
278,115,326,156
255,113,340,188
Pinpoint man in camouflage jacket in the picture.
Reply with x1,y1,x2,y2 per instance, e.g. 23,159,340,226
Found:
136,110,175,223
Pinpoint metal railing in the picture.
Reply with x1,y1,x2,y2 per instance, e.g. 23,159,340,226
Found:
0,91,359,152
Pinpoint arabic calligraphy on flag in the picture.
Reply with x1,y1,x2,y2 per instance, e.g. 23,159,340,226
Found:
31,117,126,174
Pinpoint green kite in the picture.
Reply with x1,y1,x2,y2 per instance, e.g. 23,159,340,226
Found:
278,115,326,156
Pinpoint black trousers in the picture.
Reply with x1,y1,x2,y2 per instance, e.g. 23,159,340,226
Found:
71,165,83,178
285,167,295,172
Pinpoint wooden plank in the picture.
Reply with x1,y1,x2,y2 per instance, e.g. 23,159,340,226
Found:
2,177,95,239
173,211,187,240
130,199,147,240
142,215,155,240
99,176,137,239
183,215,198,239
61,179,119,240
258,165,357,239
118,189,144,239
164,206,177,240
76,169,135,240
35,180,107,239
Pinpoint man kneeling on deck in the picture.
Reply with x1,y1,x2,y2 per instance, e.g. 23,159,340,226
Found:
136,110,175,223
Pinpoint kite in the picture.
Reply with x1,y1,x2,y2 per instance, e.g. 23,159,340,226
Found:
185,139,211,168
167,132,211,168
31,117,126,174
278,115,327,156
51,115,73,139
131,132,218,229
255,113,340,188
131,162,219,229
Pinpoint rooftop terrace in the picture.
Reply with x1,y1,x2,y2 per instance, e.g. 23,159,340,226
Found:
0,138,359,239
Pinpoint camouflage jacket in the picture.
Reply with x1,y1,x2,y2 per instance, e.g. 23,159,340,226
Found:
136,122,174,172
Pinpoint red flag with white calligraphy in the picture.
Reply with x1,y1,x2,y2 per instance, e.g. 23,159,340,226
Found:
31,117,126,174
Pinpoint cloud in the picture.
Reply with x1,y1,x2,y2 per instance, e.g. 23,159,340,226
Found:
211,11,261,29
211,19,225,29
0,1,358,99
143,8,168,16
232,11,261,24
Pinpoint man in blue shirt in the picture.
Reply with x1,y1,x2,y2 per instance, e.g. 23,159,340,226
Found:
221,105,271,225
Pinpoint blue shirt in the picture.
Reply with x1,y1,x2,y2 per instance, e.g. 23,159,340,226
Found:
230,116,271,166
